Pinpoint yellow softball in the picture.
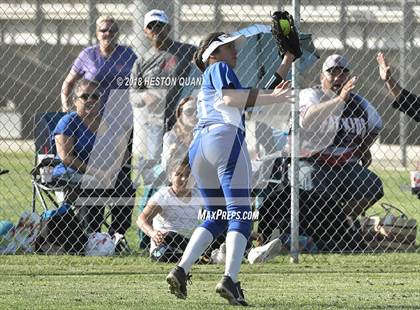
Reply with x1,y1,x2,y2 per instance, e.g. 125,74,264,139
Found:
279,19,291,36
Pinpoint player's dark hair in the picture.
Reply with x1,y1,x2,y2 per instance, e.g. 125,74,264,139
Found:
194,32,225,72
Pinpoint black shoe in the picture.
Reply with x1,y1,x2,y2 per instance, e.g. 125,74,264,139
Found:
166,266,191,299
215,276,248,306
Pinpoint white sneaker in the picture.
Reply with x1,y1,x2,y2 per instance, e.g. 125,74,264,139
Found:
248,238,284,264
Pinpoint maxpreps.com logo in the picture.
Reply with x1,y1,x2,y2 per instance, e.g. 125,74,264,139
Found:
197,209,259,221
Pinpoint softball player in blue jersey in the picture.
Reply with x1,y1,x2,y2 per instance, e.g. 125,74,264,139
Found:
166,32,295,306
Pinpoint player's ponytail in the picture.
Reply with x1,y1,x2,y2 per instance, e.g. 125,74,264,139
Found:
194,32,225,72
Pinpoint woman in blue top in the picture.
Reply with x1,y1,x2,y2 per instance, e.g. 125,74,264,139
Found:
166,32,294,306
54,79,135,237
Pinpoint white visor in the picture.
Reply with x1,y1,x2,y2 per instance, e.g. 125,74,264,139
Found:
201,33,246,63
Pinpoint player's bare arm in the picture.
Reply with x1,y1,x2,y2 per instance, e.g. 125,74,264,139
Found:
222,80,292,108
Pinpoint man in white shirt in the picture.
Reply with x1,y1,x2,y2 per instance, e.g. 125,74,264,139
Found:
297,54,384,218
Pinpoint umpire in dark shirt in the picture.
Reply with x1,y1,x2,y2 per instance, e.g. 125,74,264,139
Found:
377,52,420,122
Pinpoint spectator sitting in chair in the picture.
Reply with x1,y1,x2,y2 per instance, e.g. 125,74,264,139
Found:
161,96,197,172
53,78,135,238
136,157,202,262
296,54,384,218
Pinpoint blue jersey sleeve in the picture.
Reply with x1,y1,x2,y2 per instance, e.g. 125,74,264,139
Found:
53,113,77,137
210,62,243,90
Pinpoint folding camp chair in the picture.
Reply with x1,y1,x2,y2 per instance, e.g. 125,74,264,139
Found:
254,146,371,252
31,111,133,254
31,111,66,213
30,112,86,254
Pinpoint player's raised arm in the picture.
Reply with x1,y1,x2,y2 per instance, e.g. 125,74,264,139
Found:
265,10,302,89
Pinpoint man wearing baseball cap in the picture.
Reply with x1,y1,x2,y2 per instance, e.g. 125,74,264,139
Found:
294,53,384,250
322,54,349,72
143,9,171,50
144,9,169,28
130,9,197,249
131,9,196,151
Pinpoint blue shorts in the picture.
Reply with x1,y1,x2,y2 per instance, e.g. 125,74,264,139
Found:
189,124,252,239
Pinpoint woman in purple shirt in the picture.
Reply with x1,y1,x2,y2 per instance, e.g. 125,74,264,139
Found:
61,16,137,112
59,16,137,241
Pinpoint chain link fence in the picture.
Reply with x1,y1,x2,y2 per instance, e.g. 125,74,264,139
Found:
0,0,419,260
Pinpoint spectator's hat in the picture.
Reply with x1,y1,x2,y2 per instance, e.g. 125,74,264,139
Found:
322,54,350,72
144,9,169,29
202,33,246,62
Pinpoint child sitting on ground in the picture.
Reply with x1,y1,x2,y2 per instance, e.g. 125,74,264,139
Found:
136,158,202,262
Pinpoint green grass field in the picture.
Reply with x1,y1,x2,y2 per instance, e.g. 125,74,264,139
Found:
0,254,419,309
1,151,420,308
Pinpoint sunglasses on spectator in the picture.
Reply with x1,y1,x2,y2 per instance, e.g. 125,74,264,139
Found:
77,93,100,101
326,67,349,76
182,108,196,117
98,27,118,33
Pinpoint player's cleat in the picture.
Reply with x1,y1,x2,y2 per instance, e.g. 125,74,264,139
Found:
215,275,248,306
166,266,191,299
247,238,283,264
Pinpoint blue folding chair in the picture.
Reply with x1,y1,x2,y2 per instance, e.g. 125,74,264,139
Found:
31,112,66,213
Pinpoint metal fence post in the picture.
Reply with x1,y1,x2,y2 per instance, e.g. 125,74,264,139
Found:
173,0,181,41
88,0,97,46
399,0,411,167
35,0,43,45
290,0,301,264
214,0,222,32
339,0,347,50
